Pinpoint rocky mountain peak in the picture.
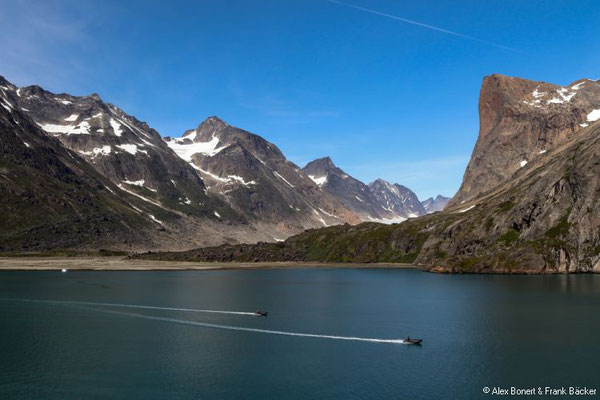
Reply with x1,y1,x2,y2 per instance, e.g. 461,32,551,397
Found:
451,74,600,206
196,116,229,137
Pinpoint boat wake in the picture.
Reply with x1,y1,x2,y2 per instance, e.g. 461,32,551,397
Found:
1,298,408,344
1,298,258,316
91,308,408,344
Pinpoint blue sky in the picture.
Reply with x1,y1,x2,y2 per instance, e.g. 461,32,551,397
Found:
2,0,599,199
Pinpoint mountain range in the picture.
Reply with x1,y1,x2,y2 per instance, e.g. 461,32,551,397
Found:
0,75,447,251
140,74,600,274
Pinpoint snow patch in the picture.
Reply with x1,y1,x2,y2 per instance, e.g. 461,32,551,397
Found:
457,205,476,213
538,150,547,154
586,109,600,122
110,118,123,136
64,114,78,122
214,211,221,218
355,196,364,202
520,160,528,167
308,174,327,186
80,145,111,157
166,135,226,161
367,216,407,225
274,171,294,188
123,179,145,187
148,214,163,225
116,143,147,155
38,121,91,135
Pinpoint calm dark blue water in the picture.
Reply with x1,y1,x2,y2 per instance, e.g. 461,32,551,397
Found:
1,269,599,399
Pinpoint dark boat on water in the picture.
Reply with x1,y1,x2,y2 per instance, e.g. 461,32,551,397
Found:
255,310,268,317
404,337,422,345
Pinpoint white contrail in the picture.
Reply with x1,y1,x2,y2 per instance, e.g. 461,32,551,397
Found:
92,308,409,345
326,0,521,53
4,298,258,316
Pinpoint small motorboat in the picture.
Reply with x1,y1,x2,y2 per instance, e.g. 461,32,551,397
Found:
404,337,422,345
254,310,268,317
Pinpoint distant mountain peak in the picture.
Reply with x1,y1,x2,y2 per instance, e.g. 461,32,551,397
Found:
304,156,336,171
197,116,229,134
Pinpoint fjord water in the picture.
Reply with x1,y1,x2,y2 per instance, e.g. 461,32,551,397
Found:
1,269,599,399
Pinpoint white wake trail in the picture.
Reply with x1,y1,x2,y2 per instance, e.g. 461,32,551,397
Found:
2,298,408,344
92,308,408,345
3,298,257,316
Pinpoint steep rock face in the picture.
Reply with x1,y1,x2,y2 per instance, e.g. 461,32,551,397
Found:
452,74,600,206
422,195,450,213
165,117,361,239
368,179,427,219
0,80,156,250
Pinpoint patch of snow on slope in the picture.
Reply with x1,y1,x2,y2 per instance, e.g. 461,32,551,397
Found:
274,171,294,188
148,214,163,225
367,216,407,225
166,135,226,161
580,123,589,128
38,121,91,135
64,114,78,122
318,208,336,217
117,144,147,155
214,211,221,218
227,175,256,186
117,184,166,209
587,109,600,122
538,150,547,154
59,100,72,105
110,118,123,136
80,145,111,157
355,196,364,202
520,160,528,167
318,218,328,227
457,205,476,213
308,174,327,186
123,179,145,187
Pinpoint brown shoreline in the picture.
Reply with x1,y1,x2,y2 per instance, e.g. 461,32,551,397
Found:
0,256,419,271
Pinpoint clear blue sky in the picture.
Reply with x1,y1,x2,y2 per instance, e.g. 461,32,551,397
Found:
2,0,599,199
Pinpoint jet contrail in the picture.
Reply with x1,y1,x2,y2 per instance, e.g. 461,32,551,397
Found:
326,0,521,53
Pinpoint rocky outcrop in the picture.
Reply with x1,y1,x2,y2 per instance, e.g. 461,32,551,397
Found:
452,74,600,206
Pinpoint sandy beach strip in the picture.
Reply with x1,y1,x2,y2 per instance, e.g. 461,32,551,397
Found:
0,256,417,271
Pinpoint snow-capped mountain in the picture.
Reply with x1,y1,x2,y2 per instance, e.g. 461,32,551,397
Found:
421,195,450,213
0,75,434,251
302,157,427,223
368,179,427,220
2,79,234,221
164,117,360,238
